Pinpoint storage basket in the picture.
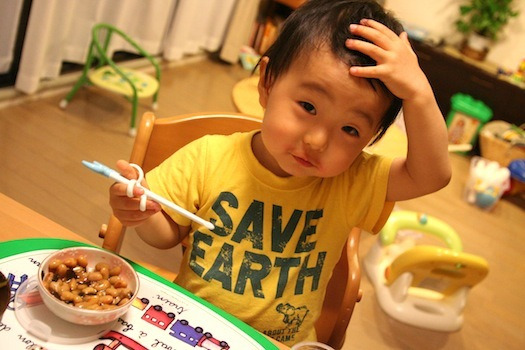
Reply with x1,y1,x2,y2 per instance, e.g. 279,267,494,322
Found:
479,121,525,167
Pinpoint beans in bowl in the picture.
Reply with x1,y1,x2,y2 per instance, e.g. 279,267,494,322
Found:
42,255,134,310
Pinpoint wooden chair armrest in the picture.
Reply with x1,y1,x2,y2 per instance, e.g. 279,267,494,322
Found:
100,215,125,252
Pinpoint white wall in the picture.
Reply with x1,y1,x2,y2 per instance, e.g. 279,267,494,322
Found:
385,0,525,71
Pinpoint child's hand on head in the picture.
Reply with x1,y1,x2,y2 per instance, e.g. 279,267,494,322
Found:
346,19,430,101
109,160,161,227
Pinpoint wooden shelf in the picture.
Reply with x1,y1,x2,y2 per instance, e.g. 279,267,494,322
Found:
412,40,525,128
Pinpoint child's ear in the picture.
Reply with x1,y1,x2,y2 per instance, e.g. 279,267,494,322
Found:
258,56,271,108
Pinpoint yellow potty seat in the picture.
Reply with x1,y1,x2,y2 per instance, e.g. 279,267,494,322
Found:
364,210,489,331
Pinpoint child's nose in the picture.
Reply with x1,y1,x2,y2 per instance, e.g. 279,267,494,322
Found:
303,128,328,152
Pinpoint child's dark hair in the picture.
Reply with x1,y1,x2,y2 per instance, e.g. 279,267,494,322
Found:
261,0,404,144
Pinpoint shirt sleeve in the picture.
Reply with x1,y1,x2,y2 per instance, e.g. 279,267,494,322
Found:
353,152,395,234
145,136,209,226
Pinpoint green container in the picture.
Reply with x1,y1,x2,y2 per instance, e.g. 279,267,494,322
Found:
446,93,493,150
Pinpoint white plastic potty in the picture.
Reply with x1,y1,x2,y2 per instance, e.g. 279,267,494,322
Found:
363,210,489,332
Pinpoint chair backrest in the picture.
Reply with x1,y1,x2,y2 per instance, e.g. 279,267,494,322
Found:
91,23,159,74
100,111,262,252
100,111,360,349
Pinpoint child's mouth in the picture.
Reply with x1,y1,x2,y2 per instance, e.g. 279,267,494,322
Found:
293,155,314,168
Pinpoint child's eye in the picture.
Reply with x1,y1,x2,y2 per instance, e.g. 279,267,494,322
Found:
299,101,316,115
342,126,359,137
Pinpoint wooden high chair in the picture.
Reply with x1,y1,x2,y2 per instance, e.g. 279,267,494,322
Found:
99,111,361,349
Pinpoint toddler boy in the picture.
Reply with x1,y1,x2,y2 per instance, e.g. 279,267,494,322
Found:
110,0,451,345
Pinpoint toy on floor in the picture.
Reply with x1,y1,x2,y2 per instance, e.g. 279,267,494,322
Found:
364,210,489,332
465,156,510,209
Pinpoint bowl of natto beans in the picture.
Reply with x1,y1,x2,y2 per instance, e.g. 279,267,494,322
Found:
37,246,139,325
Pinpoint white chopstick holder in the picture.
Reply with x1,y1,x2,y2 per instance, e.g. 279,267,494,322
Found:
82,160,215,230
127,164,147,212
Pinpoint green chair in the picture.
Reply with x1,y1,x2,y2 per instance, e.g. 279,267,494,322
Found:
59,23,161,136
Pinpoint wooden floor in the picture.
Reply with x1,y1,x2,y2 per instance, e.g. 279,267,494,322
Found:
1,55,524,349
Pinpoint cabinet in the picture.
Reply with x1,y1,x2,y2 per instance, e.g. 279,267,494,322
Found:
412,41,525,127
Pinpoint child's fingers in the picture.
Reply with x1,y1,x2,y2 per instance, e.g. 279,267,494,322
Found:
112,208,158,226
345,38,385,62
399,31,412,48
116,159,138,180
112,196,160,211
349,65,386,79
109,184,160,212
110,182,144,198
349,24,386,48
359,19,399,41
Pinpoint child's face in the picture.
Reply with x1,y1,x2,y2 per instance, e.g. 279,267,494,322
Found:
256,46,391,178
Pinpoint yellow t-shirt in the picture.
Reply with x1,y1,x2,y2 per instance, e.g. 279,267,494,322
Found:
146,130,393,346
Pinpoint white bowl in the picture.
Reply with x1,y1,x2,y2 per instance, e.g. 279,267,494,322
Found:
37,247,139,325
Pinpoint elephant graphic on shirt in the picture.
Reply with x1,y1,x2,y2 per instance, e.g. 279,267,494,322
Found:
276,302,310,328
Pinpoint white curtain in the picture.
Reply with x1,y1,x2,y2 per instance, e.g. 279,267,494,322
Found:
0,0,24,74
164,0,237,60
15,0,237,94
